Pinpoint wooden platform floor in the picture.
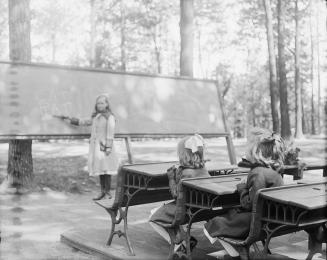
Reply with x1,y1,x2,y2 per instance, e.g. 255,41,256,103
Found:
61,222,222,260
60,221,325,260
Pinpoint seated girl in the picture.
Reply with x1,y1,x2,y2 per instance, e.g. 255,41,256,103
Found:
149,134,210,255
203,128,285,258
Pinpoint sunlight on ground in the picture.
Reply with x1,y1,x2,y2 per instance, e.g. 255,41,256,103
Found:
23,229,62,242
44,190,68,200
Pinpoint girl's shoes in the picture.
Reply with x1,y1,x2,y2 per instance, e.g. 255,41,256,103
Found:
93,192,106,200
173,236,198,259
190,236,198,251
106,192,112,199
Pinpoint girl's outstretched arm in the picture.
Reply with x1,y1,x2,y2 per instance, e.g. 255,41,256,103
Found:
52,115,92,126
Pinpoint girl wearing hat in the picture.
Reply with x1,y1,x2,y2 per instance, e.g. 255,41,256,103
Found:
55,94,119,200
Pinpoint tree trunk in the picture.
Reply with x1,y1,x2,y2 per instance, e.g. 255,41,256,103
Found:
155,45,161,74
180,0,194,77
263,0,280,133
301,85,307,134
316,6,321,134
294,0,304,139
309,0,316,135
9,0,31,61
8,0,33,190
196,22,204,78
251,105,256,127
51,32,56,63
120,0,126,71
277,0,291,139
89,0,96,67
152,25,162,74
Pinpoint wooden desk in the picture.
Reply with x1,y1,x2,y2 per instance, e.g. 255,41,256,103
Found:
256,181,327,259
235,161,327,180
283,162,327,180
122,161,238,177
116,161,239,205
179,174,247,259
260,182,327,225
118,161,239,204
182,173,247,209
192,181,327,260
96,161,239,256
97,160,326,257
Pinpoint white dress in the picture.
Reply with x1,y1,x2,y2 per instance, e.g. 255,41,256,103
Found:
80,114,120,176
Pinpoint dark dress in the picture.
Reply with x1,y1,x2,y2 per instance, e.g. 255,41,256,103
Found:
150,165,210,228
204,165,283,239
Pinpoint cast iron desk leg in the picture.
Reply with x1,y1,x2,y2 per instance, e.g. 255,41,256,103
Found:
95,203,135,255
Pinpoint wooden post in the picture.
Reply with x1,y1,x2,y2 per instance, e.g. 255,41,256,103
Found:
124,137,133,164
225,135,237,165
215,81,237,165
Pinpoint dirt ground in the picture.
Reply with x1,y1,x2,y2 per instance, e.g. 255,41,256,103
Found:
0,136,326,260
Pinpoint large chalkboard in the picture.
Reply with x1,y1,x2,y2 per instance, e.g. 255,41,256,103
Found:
0,61,227,138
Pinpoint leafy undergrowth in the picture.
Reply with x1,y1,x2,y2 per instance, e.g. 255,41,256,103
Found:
0,156,117,194
32,156,107,194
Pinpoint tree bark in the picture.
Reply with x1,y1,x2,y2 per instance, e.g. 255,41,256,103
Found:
180,0,194,77
120,0,126,71
8,0,33,189
9,0,31,61
301,85,307,134
263,0,280,133
277,0,291,139
309,0,316,135
294,0,304,139
152,25,162,74
316,5,321,134
89,0,96,67
51,32,56,63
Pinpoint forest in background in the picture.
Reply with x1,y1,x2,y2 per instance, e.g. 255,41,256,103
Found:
0,0,326,138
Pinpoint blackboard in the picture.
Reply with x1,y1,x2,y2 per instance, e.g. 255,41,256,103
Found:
0,61,227,138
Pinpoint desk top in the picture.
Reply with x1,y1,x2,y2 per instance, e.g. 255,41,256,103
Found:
122,161,238,177
260,181,327,210
121,160,326,178
182,173,247,195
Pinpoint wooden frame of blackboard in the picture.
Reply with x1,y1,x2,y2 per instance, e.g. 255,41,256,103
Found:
0,60,217,82
0,61,237,164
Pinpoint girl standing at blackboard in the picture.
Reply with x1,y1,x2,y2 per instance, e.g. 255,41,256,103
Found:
56,94,119,200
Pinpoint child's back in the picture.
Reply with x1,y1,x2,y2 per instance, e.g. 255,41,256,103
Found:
150,165,209,228
204,128,286,240
148,134,209,254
